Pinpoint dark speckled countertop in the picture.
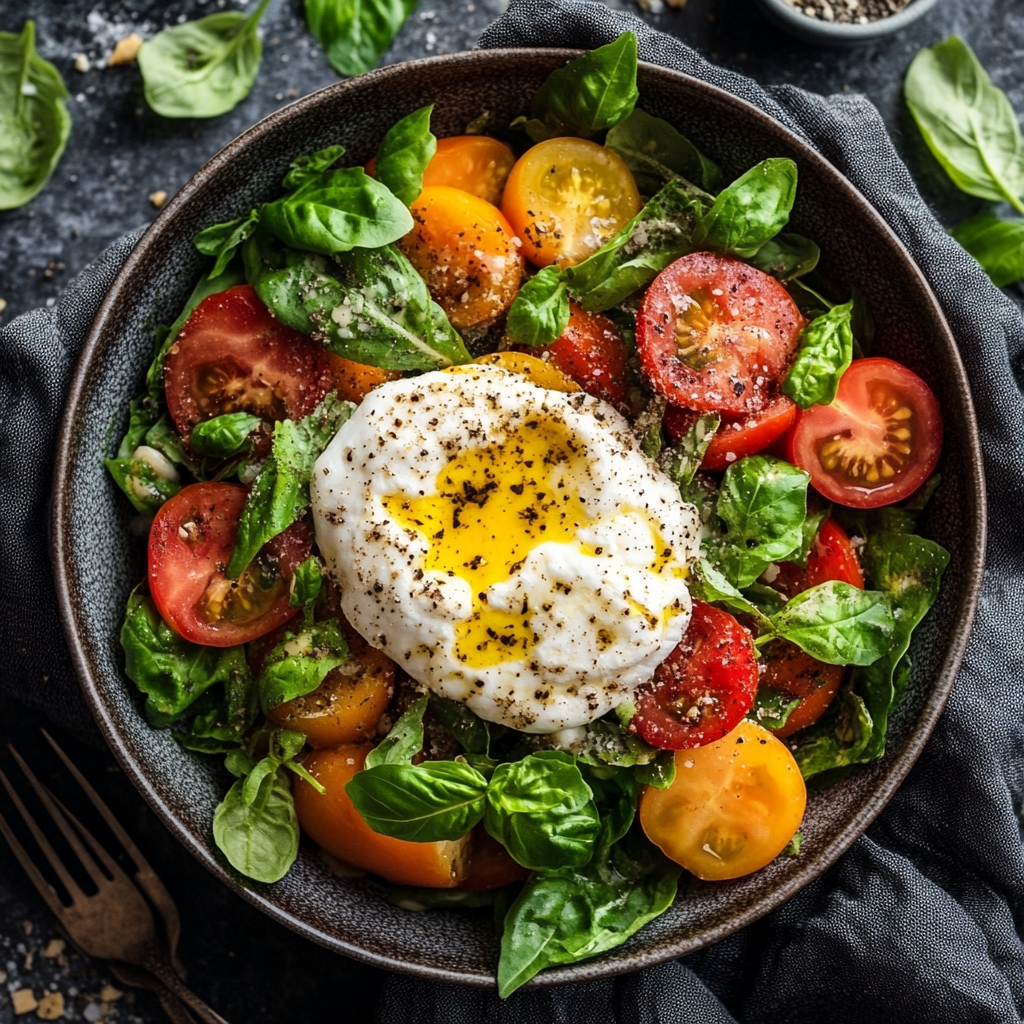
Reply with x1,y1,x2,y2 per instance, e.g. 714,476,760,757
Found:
1,0,1021,1020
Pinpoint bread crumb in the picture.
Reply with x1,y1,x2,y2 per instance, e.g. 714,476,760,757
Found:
22,920,33,935
23,950,35,971
11,989,38,1015
42,939,65,959
36,992,64,1020
74,53,90,72
108,33,143,65
99,985,123,1002
149,190,168,209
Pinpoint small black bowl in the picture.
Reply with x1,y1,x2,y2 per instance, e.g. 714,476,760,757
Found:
51,48,985,988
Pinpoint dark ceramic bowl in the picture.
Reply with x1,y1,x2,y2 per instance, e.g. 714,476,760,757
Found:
52,49,985,988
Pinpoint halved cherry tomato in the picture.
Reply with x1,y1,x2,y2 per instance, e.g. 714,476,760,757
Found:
422,136,516,206
268,622,395,748
637,253,805,416
460,825,530,892
785,356,942,509
325,352,400,405
148,482,311,646
759,518,863,737
531,302,630,411
164,285,333,439
295,743,468,887
631,601,759,750
639,719,806,881
501,138,641,268
400,186,523,330
664,396,798,471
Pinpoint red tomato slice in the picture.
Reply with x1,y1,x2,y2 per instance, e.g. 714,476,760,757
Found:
148,482,311,646
664,395,798,471
460,826,530,892
785,356,942,509
164,284,333,439
760,518,863,737
637,252,805,416
531,302,630,412
631,601,759,750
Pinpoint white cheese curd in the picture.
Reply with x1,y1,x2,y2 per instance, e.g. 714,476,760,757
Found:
311,365,700,733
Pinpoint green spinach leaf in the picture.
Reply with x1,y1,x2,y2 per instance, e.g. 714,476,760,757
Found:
692,158,798,259
194,209,260,279
950,212,1024,286
282,145,346,190
189,412,261,458
305,0,417,78
749,232,820,282
138,0,270,119
505,265,570,348
0,21,71,210
905,36,1024,213
374,104,436,206
783,299,854,409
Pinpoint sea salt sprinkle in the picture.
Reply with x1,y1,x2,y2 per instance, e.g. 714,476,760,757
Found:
781,0,915,24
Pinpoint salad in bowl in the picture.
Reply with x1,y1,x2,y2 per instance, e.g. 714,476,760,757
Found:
103,35,950,995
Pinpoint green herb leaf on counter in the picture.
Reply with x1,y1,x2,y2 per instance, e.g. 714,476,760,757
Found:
365,696,428,769
0,21,71,211
525,32,638,141
485,752,601,871
374,104,436,206
189,411,261,458
783,299,854,409
282,145,346,190
257,619,349,712
750,232,820,283
905,36,1024,214
505,265,570,348
950,212,1024,287
244,234,470,370
228,391,354,577
564,180,709,312
345,760,489,842
605,106,721,195
194,210,260,279
260,167,413,255
692,158,798,259
138,0,271,119
305,0,417,78
120,591,252,726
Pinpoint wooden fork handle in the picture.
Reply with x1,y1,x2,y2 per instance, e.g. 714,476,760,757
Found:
143,957,231,1024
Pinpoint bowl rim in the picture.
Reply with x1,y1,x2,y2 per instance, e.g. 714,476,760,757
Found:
51,46,987,988
754,0,943,41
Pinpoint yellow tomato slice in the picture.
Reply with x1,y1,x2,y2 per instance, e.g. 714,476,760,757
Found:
470,351,581,393
422,136,516,206
639,719,806,881
500,137,641,268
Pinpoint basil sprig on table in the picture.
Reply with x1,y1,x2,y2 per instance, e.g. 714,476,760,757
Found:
305,0,418,78
949,213,1024,287
138,0,271,119
0,21,71,211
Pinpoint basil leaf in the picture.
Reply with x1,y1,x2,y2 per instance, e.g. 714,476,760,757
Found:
749,232,820,282
497,832,680,998
260,167,413,255
105,429,182,515
244,234,469,370
288,555,324,613
714,456,809,588
374,104,436,206
175,703,242,754
768,580,894,666
120,591,251,725
282,145,345,190
783,299,854,409
605,106,721,194
564,180,708,312
194,210,260,279
257,619,349,712
189,412,261,458
228,392,353,577
905,36,1024,213
428,695,494,757
0,21,71,210
527,32,638,141
365,696,428,768
138,0,270,119
748,687,801,732
213,767,298,882
583,768,638,860
691,559,774,631
791,690,874,779
305,0,417,78
345,761,488,842
658,412,720,492
505,266,570,348
950,212,1024,287
790,506,831,570
692,158,798,259
485,751,600,871
578,716,666,770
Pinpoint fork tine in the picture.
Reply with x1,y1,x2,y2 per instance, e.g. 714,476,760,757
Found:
43,785,124,880
42,730,186,974
0,767,86,902
7,746,108,890
0,804,67,920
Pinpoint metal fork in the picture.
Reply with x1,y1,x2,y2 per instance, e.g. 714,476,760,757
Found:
0,738,230,1024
